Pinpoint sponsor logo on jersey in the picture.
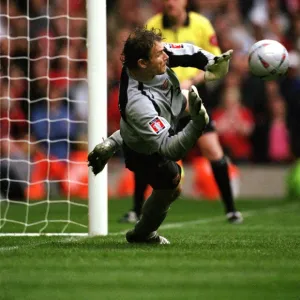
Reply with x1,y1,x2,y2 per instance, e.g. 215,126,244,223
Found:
209,34,219,47
169,43,183,49
149,117,166,134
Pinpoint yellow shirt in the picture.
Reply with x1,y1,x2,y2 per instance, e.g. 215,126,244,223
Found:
146,12,221,82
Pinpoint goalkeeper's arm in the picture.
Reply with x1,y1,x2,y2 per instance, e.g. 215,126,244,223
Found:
164,43,233,82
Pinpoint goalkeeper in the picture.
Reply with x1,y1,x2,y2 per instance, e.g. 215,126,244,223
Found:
88,27,232,244
117,0,243,224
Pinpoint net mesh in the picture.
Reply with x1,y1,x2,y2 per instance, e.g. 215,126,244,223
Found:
0,0,89,235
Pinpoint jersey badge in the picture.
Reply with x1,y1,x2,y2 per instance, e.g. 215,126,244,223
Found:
149,117,166,134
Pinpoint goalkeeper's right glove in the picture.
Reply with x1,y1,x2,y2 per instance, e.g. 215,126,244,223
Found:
204,49,233,81
87,138,117,175
188,85,209,127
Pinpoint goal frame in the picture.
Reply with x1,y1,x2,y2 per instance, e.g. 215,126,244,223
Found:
0,0,108,237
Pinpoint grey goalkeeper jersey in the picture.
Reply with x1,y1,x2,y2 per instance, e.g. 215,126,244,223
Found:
119,42,215,161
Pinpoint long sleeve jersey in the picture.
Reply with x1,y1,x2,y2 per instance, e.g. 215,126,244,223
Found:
119,42,214,161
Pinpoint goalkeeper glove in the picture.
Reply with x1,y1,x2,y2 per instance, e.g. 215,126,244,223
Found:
204,49,233,81
87,138,117,175
189,85,209,126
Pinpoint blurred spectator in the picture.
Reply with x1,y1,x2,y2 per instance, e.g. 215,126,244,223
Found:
230,51,267,113
212,85,254,163
30,82,78,160
252,80,293,163
29,58,49,105
61,138,89,199
249,0,291,47
70,66,88,133
266,83,291,163
280,50,300,158
115,0,151,28
0,80,27,149
50,44,79,86
107,86,120,135
223,0,256,54
0,80,29,200
28,0,48,38
191,0,225,20
27,81,80,199
0,1,8,38
1,0,89,200
290,13,300,51
285,0,300,15
107,28,132,134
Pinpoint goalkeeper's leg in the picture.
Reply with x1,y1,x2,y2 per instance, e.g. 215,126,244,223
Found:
120,160,184,224
125,157,182,244
127,186,181,242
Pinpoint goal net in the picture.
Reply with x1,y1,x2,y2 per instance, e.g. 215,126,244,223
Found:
0,0,107,236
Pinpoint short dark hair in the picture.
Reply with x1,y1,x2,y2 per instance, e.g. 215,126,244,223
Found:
121,27,163,69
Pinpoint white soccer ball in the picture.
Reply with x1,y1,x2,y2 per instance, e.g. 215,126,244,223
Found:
248,40,289,81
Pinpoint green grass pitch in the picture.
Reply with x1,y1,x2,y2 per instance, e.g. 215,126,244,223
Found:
1,198,300,300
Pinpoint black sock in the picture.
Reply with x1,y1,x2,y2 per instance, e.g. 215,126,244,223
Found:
210,156,236,213
133,172,148,217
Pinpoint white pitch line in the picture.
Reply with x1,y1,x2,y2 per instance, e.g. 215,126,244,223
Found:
160,202,300,230
0,202,298,251
107,202,300,235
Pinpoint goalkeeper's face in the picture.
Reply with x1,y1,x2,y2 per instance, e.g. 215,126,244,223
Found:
146,41,169,75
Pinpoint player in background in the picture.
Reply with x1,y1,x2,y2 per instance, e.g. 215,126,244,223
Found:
118,0,243,224
88,27,232,244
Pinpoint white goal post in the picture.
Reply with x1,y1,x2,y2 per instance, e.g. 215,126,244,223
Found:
0,0,108,236
87,0,108,236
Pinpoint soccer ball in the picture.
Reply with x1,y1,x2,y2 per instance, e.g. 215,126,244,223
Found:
248,40,289,81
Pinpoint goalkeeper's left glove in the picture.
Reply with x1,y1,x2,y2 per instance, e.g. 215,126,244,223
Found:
204,49,233,81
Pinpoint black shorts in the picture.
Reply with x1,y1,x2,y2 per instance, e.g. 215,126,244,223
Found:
122,143,181,190
176,114,216,134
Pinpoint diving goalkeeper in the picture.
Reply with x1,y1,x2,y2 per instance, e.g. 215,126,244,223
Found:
88,27,232,244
